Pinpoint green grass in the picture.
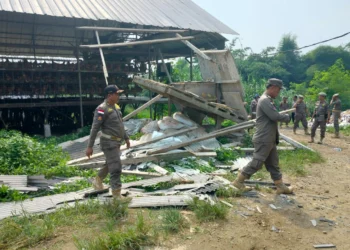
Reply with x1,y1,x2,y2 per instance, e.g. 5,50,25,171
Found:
160,209,189,234
129,132,144,140
170,158,217,173
75,213,158,250
188,197,229,222
215,187,243,198
279,149,325,176
327,125,350,136
36,125,92,145
0,199,131,249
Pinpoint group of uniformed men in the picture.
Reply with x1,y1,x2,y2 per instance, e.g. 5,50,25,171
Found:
250,91,342,144
86,80,341,198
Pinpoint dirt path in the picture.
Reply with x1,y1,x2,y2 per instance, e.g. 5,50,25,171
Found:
171,128,350,250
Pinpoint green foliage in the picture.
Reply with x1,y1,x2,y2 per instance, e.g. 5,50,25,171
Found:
144,180,182,192
202,116,215,125
129,132,144,141
160,209,189,234
0,185,27,202
215,187,243,198
221,120,236,128
121,175,143,183
76,213,157,250
279,149,324,176
171,58,202,82
0,130,69,176
188,197,228,222
215,148,243,163
241,132,254,148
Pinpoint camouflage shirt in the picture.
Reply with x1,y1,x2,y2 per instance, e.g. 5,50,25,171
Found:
87,100,128,148
294,102,307,116
314,101,329,122
253,93,290,143
331,99,341,112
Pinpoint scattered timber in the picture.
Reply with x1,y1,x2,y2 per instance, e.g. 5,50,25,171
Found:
67,126,198,165
280,134,315,152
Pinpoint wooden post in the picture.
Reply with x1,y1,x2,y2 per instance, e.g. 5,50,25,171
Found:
175,33,211,61
123,94,163,121
75,30,84,128
95,30,108,85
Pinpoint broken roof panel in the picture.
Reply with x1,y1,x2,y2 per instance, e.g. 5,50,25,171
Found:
0,0,238,35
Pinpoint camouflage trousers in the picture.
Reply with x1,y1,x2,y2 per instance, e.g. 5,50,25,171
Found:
333,112,340,133
311,120,326,138
242,142,282,181
294,114,308,129
98,140,122,190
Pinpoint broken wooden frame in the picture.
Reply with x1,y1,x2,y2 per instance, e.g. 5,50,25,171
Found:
123,94,163,121
175,33,212,61
67,126,198,165
80,36,194,49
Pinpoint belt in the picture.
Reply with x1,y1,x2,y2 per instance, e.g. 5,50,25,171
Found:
101,132,122,142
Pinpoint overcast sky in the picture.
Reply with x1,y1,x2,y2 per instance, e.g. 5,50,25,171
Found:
192,0,349,54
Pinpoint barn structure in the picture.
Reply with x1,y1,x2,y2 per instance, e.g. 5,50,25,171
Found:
0,0,242,135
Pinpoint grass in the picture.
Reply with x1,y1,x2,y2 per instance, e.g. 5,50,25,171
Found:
187,197,229,222
215,187,243,198
160,209,189,234
0,199,131,249
129,132,144,141
215,147,243,164
75,212,158,250
327,125,350,136
279,149,325,176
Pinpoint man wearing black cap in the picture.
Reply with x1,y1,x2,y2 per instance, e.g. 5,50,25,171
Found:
330,93,341,138
233,78,293,195
86,85,130,198
309,92,330,144
279,96,290,128
293,95,310,135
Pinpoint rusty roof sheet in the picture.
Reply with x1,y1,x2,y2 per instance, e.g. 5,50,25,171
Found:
0,0,238,35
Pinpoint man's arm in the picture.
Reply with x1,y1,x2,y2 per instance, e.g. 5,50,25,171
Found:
86,107,105,157
260,99,290,122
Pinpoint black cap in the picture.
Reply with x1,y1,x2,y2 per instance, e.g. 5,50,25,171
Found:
104,85,124,95
266,78,284,89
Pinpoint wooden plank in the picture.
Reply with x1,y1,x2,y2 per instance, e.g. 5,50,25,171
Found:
122,170,162,178
280,134,315,152
67,126,198,165
148,121,256,155
237,147,295,153
128,195,192,208
148,163,169,175
76,27,188,33
80,36,194,49
176,33,211,61
313,244,336,249
222,92,247,119
123,94,163,121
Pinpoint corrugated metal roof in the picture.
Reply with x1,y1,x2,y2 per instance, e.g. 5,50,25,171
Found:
0,0,238,35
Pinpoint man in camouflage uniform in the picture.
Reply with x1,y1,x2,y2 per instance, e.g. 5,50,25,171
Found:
250,94,260,119
86,85,130,198
293,95,310,135
330,93,342,138
309,92,330,144
291,95,298,124
279,96,290,128
233,78,293,195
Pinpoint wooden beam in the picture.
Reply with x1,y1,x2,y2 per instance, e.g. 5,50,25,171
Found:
280,134,315,152
74,150,215,169
175,33,212,61
76,26,188,33
67,126,198,165
123,94,163,121
237,147,295,153
80,36,194,49
147,121,256,155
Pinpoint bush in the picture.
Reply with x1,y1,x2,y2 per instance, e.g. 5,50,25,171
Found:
216,147,243,163
0,185,27,202
0,130,69,176
161,209,189,234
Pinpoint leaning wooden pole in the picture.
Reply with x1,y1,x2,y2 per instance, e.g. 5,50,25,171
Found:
123,94,163,121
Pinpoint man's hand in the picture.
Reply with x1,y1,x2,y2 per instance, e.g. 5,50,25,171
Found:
86,147,93,159
126,139,131,149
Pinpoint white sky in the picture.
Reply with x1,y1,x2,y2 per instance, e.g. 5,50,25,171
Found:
192,0,350,54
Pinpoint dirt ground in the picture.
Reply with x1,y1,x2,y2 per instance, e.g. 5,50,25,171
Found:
169,128,350,250
32,128,350,250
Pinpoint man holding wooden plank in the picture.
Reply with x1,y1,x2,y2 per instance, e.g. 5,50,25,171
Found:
233,79,294,194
